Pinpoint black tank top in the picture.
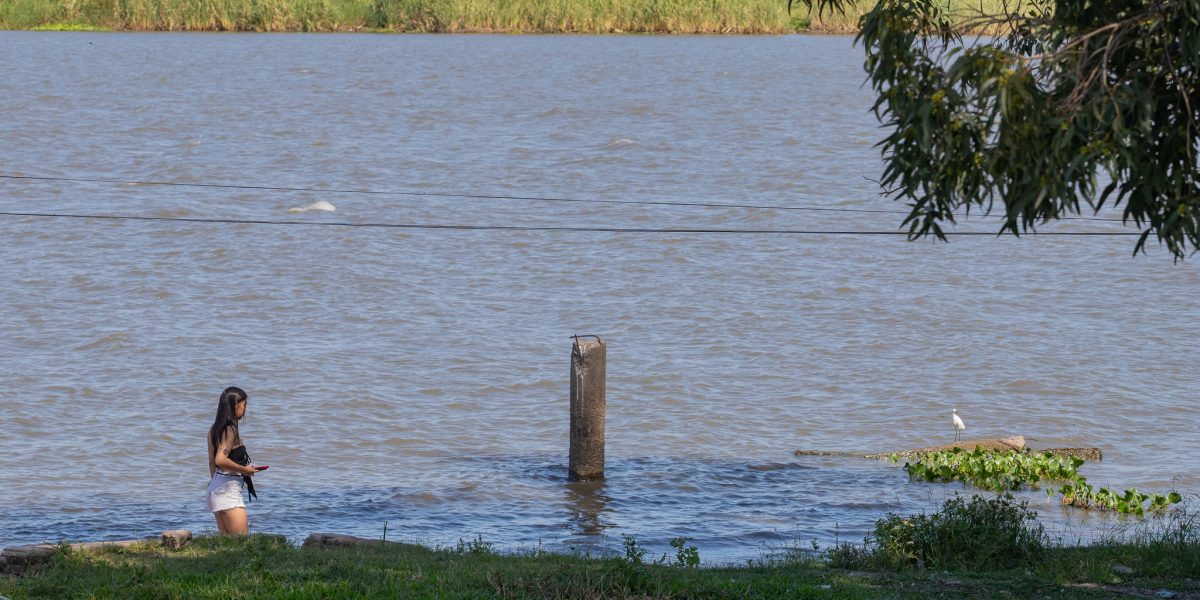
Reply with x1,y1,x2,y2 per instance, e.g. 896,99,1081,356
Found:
224,445,258,502
229,445,251,467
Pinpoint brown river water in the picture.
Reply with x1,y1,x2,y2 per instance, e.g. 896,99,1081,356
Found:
1,32,1197,563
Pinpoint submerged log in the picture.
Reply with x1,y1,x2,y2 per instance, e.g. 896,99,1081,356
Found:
885,436,1027,458
793,436,1024,459
791,449,875,458
1041,447,1103,461
794,436,1103,461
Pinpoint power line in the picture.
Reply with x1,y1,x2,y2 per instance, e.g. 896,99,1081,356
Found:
0,174,904,215
0,210,1144,236
0,174,1127,222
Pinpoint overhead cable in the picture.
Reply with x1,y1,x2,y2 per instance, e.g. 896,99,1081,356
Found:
0,174,1127,223
0,210,1143,236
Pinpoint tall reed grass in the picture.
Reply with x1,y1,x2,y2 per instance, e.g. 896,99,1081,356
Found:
0,0,1003,33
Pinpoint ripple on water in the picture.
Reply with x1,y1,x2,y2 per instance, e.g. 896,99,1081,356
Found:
0,452,1181,563
1,33,1197,561
71,331,132,352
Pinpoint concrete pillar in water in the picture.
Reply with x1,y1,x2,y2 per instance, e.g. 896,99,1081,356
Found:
569,336,605,480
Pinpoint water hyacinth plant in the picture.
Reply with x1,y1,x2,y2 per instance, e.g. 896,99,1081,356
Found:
893,448,1182,515
1057,482,1182,516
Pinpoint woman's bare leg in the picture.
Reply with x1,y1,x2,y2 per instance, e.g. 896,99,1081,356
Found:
214,508,247,535
219,508,249,535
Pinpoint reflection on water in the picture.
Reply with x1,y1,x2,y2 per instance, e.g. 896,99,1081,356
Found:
565,479,612,537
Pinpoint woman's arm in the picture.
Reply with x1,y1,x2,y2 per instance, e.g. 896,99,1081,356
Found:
213,426,257,476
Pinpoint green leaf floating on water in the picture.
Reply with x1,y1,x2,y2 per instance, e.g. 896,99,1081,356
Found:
898,448,1182,515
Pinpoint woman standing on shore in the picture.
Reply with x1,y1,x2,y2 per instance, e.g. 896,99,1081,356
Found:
206,386,263,535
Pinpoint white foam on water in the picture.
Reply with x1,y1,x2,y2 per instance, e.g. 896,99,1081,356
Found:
288,200,337,213
600,137,635,149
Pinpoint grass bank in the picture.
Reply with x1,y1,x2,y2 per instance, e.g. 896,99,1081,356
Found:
5,495,1195,598
0,0,999,33
3,513,1198,598
1,534,1197,599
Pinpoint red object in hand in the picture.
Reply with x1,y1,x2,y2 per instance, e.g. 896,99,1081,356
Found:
255,465,269,471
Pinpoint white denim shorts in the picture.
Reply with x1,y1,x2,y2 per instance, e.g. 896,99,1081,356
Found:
207,473,246,513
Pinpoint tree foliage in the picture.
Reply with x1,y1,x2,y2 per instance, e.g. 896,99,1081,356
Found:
801,0,1200,258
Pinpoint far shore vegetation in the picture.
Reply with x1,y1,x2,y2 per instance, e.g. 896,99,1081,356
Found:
3,495,1198,599
0,0,1003,33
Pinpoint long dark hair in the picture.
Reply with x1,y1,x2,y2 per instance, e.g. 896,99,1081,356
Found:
209,386,247,451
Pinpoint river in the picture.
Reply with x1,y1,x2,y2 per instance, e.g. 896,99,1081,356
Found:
1,31,1197,563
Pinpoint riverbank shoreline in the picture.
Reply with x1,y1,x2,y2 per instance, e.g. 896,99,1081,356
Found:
3,532,1198,599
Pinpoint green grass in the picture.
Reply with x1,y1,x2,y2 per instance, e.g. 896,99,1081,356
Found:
832,494,1050,572
3,510,1198,599
29,22,112,30
823,495,1200,597
0,0,1007,33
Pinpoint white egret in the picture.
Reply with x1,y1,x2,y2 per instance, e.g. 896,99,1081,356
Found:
952,409,966,442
